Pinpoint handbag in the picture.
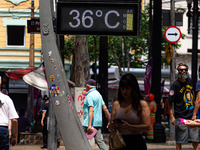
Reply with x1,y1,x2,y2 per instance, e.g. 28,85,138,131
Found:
109,129,126,150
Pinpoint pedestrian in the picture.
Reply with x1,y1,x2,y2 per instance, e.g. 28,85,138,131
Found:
83,79,111,150
0,86,19,149
168,63,199,150
192,65,200,120
40,95,49,149
17,108,31,143
146,93,157,142
164,98,170,122
109,73,150,150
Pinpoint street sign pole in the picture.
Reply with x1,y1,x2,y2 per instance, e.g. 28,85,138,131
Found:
169,0,175,142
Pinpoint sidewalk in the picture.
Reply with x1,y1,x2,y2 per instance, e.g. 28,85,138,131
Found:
10,143,194,150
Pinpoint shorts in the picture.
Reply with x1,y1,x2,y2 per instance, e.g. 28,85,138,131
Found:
175,123,199,143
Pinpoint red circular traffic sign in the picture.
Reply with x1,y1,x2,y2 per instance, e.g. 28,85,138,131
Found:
164,26,181,43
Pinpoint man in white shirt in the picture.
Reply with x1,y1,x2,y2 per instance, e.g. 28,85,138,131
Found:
0,87,19,150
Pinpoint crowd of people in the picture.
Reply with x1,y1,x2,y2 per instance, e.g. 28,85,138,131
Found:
2,63,200,150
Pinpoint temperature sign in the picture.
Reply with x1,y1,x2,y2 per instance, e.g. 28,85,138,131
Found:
56,2,140,36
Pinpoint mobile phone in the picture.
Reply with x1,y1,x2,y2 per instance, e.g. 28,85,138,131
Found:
114,119,123,124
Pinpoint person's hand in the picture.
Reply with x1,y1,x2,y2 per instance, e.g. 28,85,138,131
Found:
194,119,200,123
192,114,197,120
41,120,44,126
87,126,93,134
106,122,110,129
117,120,129,129
184,120,199,129
109,122,119,130
10,135,17,146
170,117,176,126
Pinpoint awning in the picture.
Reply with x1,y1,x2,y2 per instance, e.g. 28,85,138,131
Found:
6,66,48,91
5,66,75,91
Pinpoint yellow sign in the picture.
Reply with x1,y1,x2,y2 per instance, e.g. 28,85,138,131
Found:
165,43,174,64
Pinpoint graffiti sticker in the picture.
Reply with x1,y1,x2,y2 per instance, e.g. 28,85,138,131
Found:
55,100,60,106
53,65,57,70
50,84,59,97
51,58,55,63
82,89,87,96
50,75,55,81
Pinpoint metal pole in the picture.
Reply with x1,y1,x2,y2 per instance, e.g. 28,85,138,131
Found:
151,0,166,143
29,0,35,67
169,0,175,142
148,0,152,58
48,1,60,149
192,0,199,92
39,0,92,149
99,36,108,132
94,36,97,83
27,0,35,123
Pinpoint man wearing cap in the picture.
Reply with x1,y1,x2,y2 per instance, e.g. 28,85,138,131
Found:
0,88,18,149
83,79,111,150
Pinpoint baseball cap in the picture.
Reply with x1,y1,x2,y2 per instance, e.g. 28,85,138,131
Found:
43,95,49,101
85,79,96,86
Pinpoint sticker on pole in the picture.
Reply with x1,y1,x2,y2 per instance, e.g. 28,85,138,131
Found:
164,26,181,43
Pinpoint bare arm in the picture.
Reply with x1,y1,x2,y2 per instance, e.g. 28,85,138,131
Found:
87,106,94,133
102,104,111,128
109,101,119,130
110,101,119,122
192,91,200,120
41,111,46,126
168,102,175,125
10,118,18,146
9,120,12,139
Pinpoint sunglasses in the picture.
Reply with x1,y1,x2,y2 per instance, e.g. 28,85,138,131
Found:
178,69,188,72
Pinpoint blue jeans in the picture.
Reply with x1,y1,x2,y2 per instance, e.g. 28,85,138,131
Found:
83,127,108,150
0,127,9,150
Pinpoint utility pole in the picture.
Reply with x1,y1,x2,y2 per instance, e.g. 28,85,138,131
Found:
148,0,152,58
192,0,198,92
169,0,175,142
27,0,34,123
151,0,166,143
99,36,108,133
29,0,35,67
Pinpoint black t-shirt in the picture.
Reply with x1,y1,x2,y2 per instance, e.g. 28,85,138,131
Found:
168,78,195,119
42,101,49,118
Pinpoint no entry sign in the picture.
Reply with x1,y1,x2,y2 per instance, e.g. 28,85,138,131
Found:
164,26,181,43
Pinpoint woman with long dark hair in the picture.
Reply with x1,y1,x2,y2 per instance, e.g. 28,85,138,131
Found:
110,73,150,150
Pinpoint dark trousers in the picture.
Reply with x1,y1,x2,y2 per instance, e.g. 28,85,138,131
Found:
42,120,48,146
